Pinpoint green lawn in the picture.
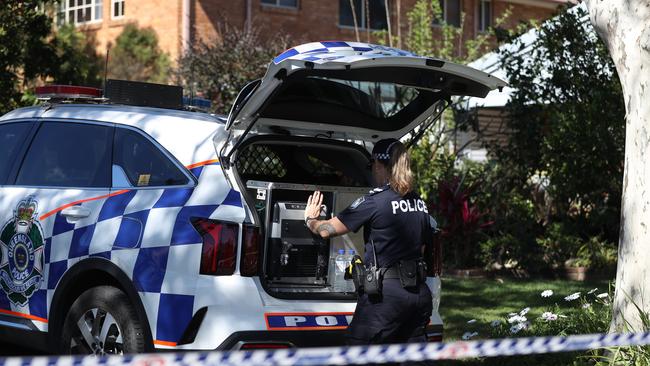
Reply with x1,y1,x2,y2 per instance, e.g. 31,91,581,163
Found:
440,276,613,340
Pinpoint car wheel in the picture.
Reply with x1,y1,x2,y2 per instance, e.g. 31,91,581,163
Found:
60,286,146,355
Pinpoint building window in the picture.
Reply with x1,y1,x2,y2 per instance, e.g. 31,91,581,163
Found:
477,0,491,32
56,0,103,26
112,0,124,18
339,0,388,30
261,0,298,8
434,0,461,28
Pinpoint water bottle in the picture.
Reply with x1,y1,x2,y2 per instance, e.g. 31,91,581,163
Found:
346,249,357,292
333,249,347,292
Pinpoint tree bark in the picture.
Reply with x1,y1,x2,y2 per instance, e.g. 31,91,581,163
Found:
365,0,371,42
396,0,402,48
584,0,650,331
385,0,392,47
349,0,360,42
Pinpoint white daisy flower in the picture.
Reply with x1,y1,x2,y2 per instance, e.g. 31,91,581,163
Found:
588,288,598,294
582,303,592,309
542,311,558,322
541,311,558,321
490,320,501,327
564,292,581,301
467,319,477,324
597,293,609,299
541,290,553,297
508,315,527,324
520,307,530,316
462,331,478,340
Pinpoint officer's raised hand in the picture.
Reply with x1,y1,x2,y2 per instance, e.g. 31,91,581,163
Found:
304,190,323,219
304,190,350,238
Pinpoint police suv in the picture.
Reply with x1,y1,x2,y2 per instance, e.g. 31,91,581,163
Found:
0,42,505,354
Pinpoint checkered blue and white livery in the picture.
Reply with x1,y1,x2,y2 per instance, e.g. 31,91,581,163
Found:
15,157,242,342
2,331,650,365
0,110,249,349
273,41,420,65
42,159,242,346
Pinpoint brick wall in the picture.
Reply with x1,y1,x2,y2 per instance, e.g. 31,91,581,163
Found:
191,0,559,56
74,0,560,67
78,0,183,64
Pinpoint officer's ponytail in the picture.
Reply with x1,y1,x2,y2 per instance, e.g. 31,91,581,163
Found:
387,142,413,196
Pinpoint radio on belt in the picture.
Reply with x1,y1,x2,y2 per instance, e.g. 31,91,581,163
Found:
269,202,329,282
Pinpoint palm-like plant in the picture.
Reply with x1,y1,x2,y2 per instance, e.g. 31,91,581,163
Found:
434,175,492,268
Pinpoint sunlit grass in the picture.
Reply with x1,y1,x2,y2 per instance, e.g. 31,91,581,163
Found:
440,276,612,340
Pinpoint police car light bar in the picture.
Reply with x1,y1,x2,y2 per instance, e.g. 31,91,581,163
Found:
182,96,212,111
35,85,103,100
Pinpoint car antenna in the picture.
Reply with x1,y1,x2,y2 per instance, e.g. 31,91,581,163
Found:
190,60,195,106
103,45,110,97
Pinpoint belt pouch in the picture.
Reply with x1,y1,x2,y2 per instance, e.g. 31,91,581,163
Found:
363,266,382,296
346,255,366,293
398,260,418,289
363,240,382,297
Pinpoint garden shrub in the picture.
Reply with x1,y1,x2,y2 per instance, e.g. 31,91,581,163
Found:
470,162,544,272
537,222,583,270
434,174,492,268
479,233,541,273
496,5,624,246
51,24,103,87
175,22,289,114
108,23,170,84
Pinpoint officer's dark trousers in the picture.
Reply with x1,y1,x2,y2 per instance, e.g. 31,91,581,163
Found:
346,278,433,344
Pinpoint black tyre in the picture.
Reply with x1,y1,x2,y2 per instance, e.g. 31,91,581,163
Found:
60,286,146,355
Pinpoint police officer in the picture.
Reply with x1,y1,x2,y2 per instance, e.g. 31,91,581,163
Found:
304,138,433,346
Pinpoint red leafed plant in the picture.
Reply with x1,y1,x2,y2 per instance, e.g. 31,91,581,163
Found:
431,175,493,268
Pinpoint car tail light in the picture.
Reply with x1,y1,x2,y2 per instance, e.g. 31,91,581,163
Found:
193,218,238,276
240,225,261,276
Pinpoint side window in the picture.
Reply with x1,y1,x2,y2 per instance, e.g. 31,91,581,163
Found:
16,122,112,188
113,127,190,187
0,122,33,184
236,145,287,179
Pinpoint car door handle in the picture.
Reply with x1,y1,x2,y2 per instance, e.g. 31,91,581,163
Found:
61,206,91,219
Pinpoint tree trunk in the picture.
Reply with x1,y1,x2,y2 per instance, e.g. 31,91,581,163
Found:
584,0,650,332
396,0,402,48
349,0,360,42
385,0,392,47
365,0,371,42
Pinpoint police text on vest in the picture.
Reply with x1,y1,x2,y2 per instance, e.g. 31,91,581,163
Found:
391,199,428,214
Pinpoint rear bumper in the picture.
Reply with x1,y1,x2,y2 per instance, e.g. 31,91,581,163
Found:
167,275,443,350
216,323,444,350
217,329,348,349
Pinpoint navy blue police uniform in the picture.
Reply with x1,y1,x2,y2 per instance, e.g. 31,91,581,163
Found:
337,182,433,345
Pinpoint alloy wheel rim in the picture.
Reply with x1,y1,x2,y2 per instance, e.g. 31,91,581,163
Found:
71,308,123,355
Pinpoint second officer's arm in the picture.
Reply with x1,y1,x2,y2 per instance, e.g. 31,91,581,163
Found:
304,191,350,238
